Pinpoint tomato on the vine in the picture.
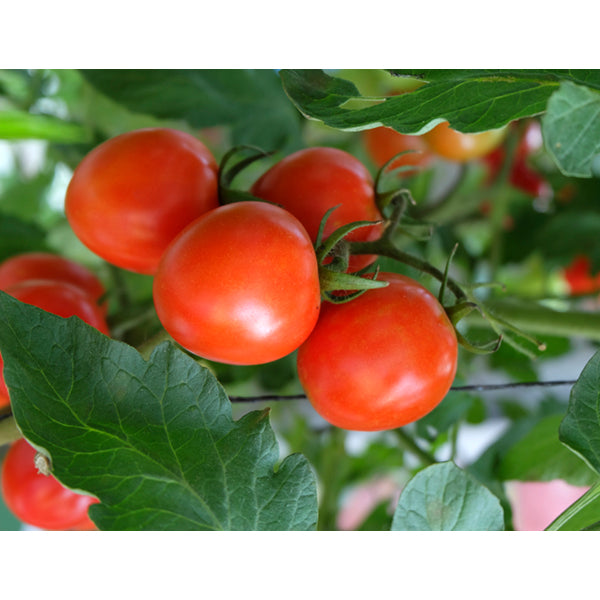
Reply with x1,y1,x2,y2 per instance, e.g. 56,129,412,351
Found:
153,201,321,365
250,147,382,272
0,280,110,408
65,128,219,275
297,272,458,431
362,126,432,175
1,438,98,530
422,122,506,162
0,252,105,304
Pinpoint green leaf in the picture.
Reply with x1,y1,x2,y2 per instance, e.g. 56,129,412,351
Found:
80,69,303,152
280,69,600,135
559,349,600,475
0,291,318,531
499,414,599,487
546,481,600,531
0,110,89,142
542,81,600,177
391,462,504,531
416,391,477,441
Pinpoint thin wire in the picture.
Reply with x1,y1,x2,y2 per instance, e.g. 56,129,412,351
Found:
0,379,577,421
228,379,577,403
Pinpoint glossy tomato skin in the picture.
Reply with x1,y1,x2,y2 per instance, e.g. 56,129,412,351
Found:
1,438,98,530
297,272,458,431
65,128,219,275
0,252,105,303
423,122,506,162
0,280,110,409
250,147,382,272
153,201,321,365
363,126,432,174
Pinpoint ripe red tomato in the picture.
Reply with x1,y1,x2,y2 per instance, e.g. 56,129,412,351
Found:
563,255,600,296
423,122,506,162
250,147,382,272
0,252,105,303
1,438,98,530
153,201,321,365
362,126,432,174
297,272,458,431
65,128,219,275
0,280,110,408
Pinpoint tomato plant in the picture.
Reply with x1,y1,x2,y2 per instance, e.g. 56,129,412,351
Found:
250,147,382,271
1,437,97,530
65,127,219,275
297,273,458,431
3,69,600,539
153,201,321,365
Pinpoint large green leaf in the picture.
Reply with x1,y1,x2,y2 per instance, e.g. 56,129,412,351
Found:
542,81,600,177
0,291,318,531
280,69,600,134
499,414,599,487
80,69,303,152
391,461,504,531
559,349,600,475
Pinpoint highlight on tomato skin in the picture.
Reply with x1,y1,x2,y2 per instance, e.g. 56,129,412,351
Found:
250,146,383,272
153,201,322,366
0,280,111,409
422,122,507,163
65,127,220,275
1,438,98,531
296,272,458,432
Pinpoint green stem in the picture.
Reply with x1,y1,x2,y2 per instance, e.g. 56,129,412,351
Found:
480,299,600,341
350,239,467,302
394,428,437,466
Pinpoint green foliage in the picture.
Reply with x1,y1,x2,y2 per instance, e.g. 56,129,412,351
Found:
0,292,318,531
391,461,504,531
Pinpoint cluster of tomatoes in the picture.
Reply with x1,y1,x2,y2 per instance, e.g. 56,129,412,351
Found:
0,119,552,528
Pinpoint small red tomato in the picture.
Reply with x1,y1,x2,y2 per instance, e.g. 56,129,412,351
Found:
250,147,382,272
65,128,219,275
153,201,321,365
0,252,105,303
1,438,98,530
0,280,110,408
297,272,458,431
363,126,432,175
423,122,506,162
563,255,600,296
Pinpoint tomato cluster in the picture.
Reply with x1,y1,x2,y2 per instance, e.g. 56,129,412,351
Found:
0,252,108,529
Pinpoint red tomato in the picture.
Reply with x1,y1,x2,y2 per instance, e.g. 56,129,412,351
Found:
65,128,219,275
0,252,105,303
1,438,98,530
297,272,458,431
250,147,382,272
362,126,432,174
563,255,600,296
153,201,321,365
423,122,506,162
0,280,110,408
